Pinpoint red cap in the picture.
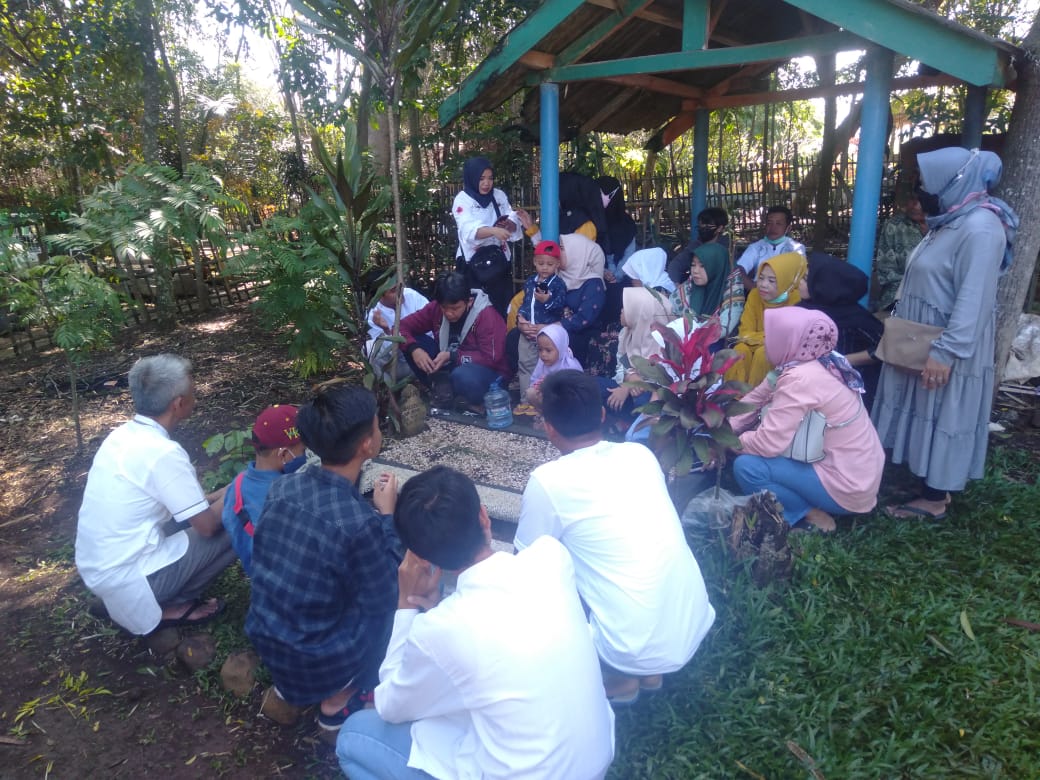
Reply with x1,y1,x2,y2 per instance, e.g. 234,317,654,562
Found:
533,239,561,260
252,405,300,449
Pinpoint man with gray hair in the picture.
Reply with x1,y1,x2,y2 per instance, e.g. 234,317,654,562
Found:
76,354,235,635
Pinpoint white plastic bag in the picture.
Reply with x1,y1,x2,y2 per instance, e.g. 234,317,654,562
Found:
681,485,752,530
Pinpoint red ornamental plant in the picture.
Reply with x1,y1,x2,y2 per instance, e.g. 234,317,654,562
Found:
627,314,754,479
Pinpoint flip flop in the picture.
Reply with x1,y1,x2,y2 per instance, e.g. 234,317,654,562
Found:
155,597,225,630
885,504,947,521
639,675,664,692
607,687,640,707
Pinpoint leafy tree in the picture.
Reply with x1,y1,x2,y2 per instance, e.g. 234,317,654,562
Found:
235,123,391,377
0,235,125,451
52,163,246,324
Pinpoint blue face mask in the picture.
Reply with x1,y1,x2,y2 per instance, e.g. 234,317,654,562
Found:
768,291,789,305
766,236,787,246
283,453,308,474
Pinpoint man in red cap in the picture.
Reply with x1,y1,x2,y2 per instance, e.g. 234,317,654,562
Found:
221,405,308,576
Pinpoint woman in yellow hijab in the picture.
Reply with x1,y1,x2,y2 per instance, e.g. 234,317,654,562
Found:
728,251,807,386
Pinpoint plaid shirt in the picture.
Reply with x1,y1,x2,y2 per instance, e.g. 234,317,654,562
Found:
245,466,402,705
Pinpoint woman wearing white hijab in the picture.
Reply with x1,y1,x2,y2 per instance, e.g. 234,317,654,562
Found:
872,147,1018,520
621,247,675,293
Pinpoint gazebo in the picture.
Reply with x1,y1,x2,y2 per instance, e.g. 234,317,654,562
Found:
439,0,1021,279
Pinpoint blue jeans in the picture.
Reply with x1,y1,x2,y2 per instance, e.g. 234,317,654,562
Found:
733,454,846,525
405,334,504,405
336,709,432,779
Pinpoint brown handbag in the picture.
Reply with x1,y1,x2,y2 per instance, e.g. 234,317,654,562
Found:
875,316,944,372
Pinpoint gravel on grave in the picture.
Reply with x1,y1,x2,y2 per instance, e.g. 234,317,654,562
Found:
378,418,559,492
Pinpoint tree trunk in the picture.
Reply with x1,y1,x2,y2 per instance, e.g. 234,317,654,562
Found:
995,11,1040,384
265,0,305,164
387,80,406,403
155,18,188,172
133,0,161,164
358,66,374,152
407,100,423,181
812,53,837,251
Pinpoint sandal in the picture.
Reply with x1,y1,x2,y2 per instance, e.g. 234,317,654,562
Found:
317,689,374,732
884,503,947,521
154,597,225,631
512,403,537,417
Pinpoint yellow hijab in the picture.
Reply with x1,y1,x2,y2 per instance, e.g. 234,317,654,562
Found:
760,251,807,308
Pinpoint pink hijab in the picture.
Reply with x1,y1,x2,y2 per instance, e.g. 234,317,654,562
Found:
531,323,583,385
764,307,864,391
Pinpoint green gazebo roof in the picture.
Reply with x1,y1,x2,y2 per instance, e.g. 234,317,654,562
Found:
439,0,1021,145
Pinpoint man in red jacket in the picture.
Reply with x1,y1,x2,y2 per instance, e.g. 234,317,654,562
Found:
399,272,509,411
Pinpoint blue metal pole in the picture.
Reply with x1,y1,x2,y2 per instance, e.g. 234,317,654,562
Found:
540,83,560,241
962,85,987,148
691,109,710,233
847,47,893,300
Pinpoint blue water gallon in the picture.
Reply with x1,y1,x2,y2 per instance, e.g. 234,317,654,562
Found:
484,379,513,429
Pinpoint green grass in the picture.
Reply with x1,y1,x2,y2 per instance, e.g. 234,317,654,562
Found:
609,445,1040,779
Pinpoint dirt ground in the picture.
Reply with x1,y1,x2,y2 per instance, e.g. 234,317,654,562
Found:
0,303,349,778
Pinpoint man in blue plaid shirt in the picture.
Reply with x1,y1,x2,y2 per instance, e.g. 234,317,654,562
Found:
246,384,403,733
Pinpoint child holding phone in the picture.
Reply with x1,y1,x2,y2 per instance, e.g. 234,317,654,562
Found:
514,240,568,398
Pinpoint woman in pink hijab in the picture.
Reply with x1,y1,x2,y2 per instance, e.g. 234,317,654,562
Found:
729,307,884,532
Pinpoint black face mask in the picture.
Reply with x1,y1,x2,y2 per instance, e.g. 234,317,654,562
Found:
697,226,719,243
915,186,941,217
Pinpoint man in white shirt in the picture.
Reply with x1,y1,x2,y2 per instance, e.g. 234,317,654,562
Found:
76,354,234,635
337,466,615,780
365,283,430,382
736,205,805,290
515,370,716,703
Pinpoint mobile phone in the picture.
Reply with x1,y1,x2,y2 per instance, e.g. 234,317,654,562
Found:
494,215,514,230
535,281,550,293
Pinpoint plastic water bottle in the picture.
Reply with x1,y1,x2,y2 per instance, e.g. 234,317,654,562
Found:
484,379,513,429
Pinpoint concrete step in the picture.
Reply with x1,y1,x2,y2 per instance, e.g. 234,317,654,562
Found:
362,458,519,549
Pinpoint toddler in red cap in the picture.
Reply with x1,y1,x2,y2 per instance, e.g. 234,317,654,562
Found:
221,405,308,576
513,240,568,407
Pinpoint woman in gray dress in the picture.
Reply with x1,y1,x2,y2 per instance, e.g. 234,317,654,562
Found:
872,147,1017,520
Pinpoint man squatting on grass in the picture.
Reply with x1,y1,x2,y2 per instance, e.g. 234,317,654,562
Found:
337,466,615,779
76,354,236,635
515,369,717,703
245,384,403,733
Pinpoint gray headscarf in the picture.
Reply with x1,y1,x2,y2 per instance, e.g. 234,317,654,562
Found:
918,147,1019,271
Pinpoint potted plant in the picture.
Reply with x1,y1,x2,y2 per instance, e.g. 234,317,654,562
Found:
627,313,753,485
629,313,793,584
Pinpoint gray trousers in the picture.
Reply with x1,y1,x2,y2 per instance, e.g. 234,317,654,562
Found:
517,333,540,396
147,525,236,607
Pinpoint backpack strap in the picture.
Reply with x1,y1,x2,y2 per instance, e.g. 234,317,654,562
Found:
232,472,255,537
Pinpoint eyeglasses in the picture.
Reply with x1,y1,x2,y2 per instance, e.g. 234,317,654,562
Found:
697,222,718,229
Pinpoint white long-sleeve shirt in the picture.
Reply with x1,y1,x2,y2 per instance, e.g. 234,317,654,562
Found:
452,188,523,261
374,537,615,780
516,441,716,676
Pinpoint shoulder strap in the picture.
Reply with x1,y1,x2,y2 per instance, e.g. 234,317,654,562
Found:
232,472,255,537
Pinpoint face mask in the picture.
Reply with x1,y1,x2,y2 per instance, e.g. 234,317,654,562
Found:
766,236,787,246
768,291,789,304
697,226,718,243
915,186,942,217
283,453,308,474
